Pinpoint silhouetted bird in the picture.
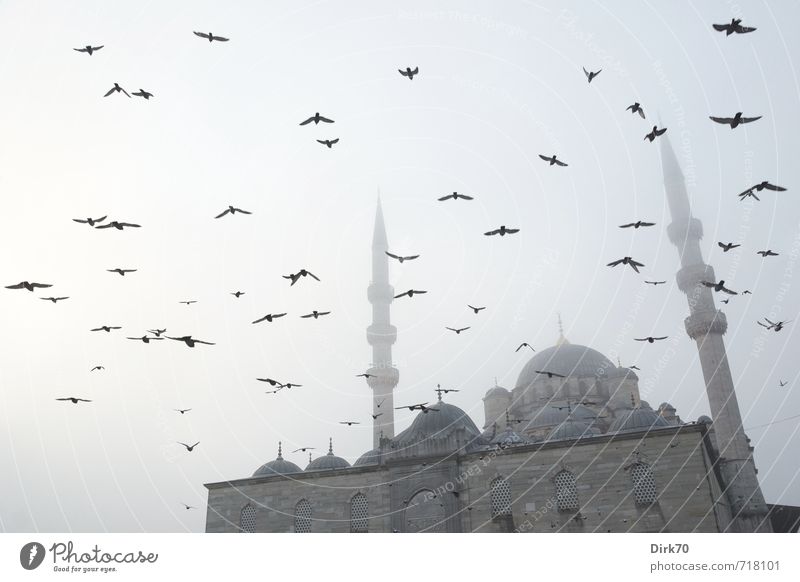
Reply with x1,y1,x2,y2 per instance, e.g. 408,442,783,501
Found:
395,403,438,413
467,305,486,314
74,45,103,55
181,503,195,510
281,382,302,389
485,225,520,237
713,18,757,35
104,83,130,98
399,66,419,80
635,336,668,343
701,280,737,295
174,409,192,414
90,366,104,372
394,289,427,299
644,126,667,142
132,89,153,99
438,191,474,201
742,290,752,295
107,268,137,276
721,299,730,304
539,154,567,166
710,112,761,128
256,378,282,386
757,250,779,257
300,310,331,319
95,221,140,230
607,257,644,273
644,281,666,286
56,397,92,404
758,318,790,332
741,181,786,197
167,335,215,347
293,447,315,453
73,215,106,226
193,31,228,42
231,291,245,298
41,296,69,303
626,102,646,118
356,373,375,378
446,326,470,335
6,281,52,292
620,221,655,229
516,343,535,353
179,300,197,305
90,325,121,332
127,335,164,343
583,67,601,83
316,138,339,148
178,441,200,452
718,242,741,252
147,329,166,337
376,399,385,408
283,269,320,286
779,381,788,387
371,413,383,419
340,421,360,426
252,313,287,324
536,370,566,379
386,252,419,263
215,205,252,218
299,113,334,125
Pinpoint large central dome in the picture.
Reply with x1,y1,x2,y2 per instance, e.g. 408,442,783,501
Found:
516,342,614,388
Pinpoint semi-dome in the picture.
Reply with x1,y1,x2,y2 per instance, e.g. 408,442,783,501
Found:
516,343,614,388
306,439,351,471
492,425,530,447
354,448,381,466
609,407,670,433
546,418,601,441
253,442,302,477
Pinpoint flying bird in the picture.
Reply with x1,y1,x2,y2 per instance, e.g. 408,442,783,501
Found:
132,89,153,100
395,402,438,413
644,281,666,286
712,18,757,35
179,300,198,306
438,191,474,201
376,399,385,408
445,326,471,335
90,366,104,372
779,380,788,387
356,373,375,378
467,305,486,314
299,112,334,125
485,225,520,237
626,102,646,118
256,378,282,386
721,299,730,304
73,215,107,226
539,154,568,166
339,421,360,426
619,221,655,229
167,335,215,347
300,310,331,319
104,83,130,98
193,31,228,42
215,205,252,219
293,447,315,453
758,318,790,332
742,290,752,295
252,313,287,324
399,66,419,80
644,126,667,142
757,250,779,257
516,343,535,353
41,296,69,303
56,397,92,404
607,257,645,273
95,221,140,230
107,268,137,276
174,409,192,415
178,441,200,452
371,413,383,420
181,503,196,510
583,67,601,83
74,45,103,55
283,269,320,286
634,336,668,343
536,370,566,379
6,281,52,292
281,382,302,389
127,335,164,343
701,280,737,295
718,242,741,252
386,252,419,263
231,291,245,298
709,112,762,129
316,138,339,149
147,329,167,336
90,325,121,332
394,289,427,299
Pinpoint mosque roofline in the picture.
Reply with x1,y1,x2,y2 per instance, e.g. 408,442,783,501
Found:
203,423,704,490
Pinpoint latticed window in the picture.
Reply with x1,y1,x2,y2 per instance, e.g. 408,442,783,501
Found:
350,493,369,532
295,499,312,533
240,504,256,533
490,477,512,517
631,463,658,505
554,470,579,511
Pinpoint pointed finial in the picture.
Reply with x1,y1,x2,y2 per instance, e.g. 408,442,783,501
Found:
309,452,312,464
328,437,334,455
617,356,621,367
505,408,511,427
277,441,283,459
436,384,443,401
556,313,569,345
631,392,636,408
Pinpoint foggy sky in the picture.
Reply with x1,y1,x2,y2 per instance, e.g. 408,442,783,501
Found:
0,0,798,532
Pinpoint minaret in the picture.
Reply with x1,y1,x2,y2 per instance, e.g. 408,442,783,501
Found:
366,198,399,449
659,135,770,532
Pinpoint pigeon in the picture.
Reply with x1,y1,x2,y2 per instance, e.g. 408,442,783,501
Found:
181,503,196,510
607,257,645,273
535,370,566,379
316,138,339,148
394,289,427,299
193,31,228,42
6,281,52,292
371,413,383,420
740,181,786,197
300,310,331,319
644,281,666,286
127,335,164,343
339,421,360,426
177,441,200,452
376,399,385,408
634,336,668,343
174,409,192,414
252,313,287,324
742,290,752,295
147,329,167,336
41,296,69,303
395,403,438,413
386,252,420,263
104,83,131,98
107,268,137,276
56,397,92,404
739,190,761,202
710,112,762,129
539,154,568,166
179,300,198,306
484,226,520,237
95,221,140,230
74,45,103,55
167,335,215,347
283,269,320,286
231,291,245,298
90,325,121,332
701,280,737,295
281,382,302,389
132,89,153,100
758,318,790,332
299,113,334,125
644,126,667,142
73,215,107,226
718,242,741,252
467,305,486,314
293,447,315,453
256,378,282,386
399,66,419,80
626,103,646,118
445,326,470,335
721,299,730,304
438,192,474,201
90,366,104,372
356,373,375,379
757,250,779,257
583,67,601,83
619,221,655,229
779,381,788,387
516,343,535,353
712,18,757,35
215,205,252,219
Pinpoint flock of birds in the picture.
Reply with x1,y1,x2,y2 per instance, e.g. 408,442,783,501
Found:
6,15,796,517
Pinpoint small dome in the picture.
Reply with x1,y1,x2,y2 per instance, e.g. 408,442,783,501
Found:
484,385,510,399
253,442,302,477
516,343,614,387
698,415,713,425
610,407,670,433
659,402,676,411
609,366,639,380
546,418,601,441
306,439,351,471
354,448,381,466
492,425,529,447
391,401,488,455
522,402,595,430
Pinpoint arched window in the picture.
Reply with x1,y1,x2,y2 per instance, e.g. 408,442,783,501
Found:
554,470,579,512
405,490,445,532
240,503,256,533
630,463,657,505
294,499,312,533
350,493,369,533
490,477,512,517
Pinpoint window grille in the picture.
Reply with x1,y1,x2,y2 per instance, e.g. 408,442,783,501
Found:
490,478,512,517
554,471,579,511
350,493,369,532
295,499,312,533
631,463,657,505
240,504,256,533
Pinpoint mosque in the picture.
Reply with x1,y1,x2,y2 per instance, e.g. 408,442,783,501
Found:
203,136,790,533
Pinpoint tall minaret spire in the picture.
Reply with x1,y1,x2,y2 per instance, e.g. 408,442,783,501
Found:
660,134,770,532
366,196,399,449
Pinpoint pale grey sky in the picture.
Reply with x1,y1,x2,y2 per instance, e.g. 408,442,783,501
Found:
0,0,798,532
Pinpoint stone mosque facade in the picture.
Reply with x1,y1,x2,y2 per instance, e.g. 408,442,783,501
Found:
204,136,778,533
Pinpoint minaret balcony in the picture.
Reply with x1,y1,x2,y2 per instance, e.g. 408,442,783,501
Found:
685,310,728,339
